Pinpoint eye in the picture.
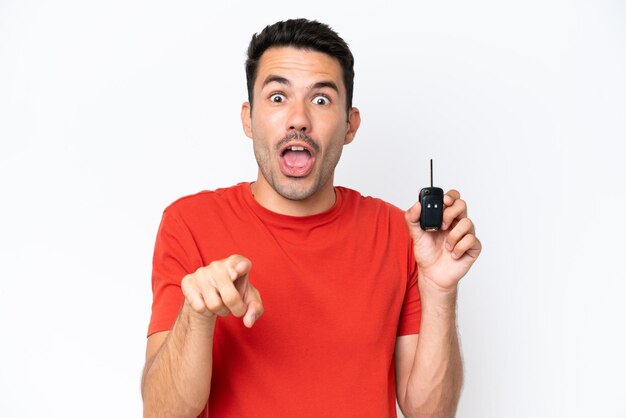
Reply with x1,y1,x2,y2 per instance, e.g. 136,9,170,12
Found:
269,93,285,103
312,95,330,105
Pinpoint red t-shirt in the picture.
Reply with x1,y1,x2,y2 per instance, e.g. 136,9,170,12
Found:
149,183,421,417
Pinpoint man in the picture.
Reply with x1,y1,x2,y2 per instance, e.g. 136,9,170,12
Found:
141,18,481,418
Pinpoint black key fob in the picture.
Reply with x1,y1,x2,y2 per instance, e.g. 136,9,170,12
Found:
419,187,444,231
418,159,444,231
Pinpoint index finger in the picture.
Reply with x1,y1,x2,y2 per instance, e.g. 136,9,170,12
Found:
225,254,252,280
443,189,461,206
207,257,250,317
214,280,246,317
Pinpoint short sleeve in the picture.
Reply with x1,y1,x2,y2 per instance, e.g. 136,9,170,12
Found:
396,242,421,336
147,208,203,336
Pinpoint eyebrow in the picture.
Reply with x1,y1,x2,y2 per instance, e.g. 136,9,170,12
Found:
262,75,339,93
311,81,339,93
262,75,291,88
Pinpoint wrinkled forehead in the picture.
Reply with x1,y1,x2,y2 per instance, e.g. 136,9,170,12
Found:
255,46,346,92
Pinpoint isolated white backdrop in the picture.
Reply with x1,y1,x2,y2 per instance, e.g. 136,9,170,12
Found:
1,1,625,417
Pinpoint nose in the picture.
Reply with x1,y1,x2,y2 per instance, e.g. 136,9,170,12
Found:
286,100,311,133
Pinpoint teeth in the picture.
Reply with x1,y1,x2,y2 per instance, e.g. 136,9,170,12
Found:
289,146,305,151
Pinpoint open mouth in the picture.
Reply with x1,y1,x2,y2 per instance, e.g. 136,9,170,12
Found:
279,143,316,177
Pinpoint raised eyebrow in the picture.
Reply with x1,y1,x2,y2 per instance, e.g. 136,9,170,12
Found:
310,81,339,93
261,77,339,94
262,75,291,88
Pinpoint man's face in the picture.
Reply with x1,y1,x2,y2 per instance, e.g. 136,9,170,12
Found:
242,46,360,202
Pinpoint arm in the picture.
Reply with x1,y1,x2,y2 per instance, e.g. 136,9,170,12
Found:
141,255,264,418
397,190,481,417
395,288,462,417
141,304,216,418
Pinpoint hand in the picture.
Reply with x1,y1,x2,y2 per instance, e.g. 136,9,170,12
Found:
181,254,264,328
405,190,482,294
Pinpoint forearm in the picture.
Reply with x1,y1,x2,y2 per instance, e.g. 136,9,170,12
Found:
403,284,463,417
142,302,216,418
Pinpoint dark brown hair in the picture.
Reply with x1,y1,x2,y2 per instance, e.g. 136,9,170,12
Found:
245,18,355,113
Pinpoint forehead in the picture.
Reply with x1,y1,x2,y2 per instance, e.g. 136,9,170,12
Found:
255,46,345,91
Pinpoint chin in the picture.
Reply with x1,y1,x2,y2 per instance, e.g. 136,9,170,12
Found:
274,179,318,201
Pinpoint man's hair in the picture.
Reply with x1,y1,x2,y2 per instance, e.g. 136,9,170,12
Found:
245,18,355,113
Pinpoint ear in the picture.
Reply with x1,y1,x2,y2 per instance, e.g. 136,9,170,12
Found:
344,107,361,145
241,102,253,139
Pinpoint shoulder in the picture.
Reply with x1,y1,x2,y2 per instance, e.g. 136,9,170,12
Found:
165,184,242,209
164,183,246,214
336,186,406,220
336,186,413,256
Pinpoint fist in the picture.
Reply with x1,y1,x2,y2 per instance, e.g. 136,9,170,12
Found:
181,255,264,328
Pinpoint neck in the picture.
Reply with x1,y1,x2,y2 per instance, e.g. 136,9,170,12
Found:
250,175,336,217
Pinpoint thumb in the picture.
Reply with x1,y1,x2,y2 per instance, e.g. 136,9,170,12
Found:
405,201,426,242
243,287,264,328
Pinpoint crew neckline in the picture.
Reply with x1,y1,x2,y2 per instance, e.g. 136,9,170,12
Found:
239,182,344,227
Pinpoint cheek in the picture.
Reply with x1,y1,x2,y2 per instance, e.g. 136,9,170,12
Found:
322,120,349,144
250,115,280,154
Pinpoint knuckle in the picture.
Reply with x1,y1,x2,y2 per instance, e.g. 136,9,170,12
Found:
206,299,223,313
183,271,199,285
191,303,205,313
205,292,225,312
191,267,206,284
457,235,470,247
181,275,197,295
187,295,205,312
204,266,224,287
449,228,462,242
195,264,210,277
181,274,191,288
206,261,220,276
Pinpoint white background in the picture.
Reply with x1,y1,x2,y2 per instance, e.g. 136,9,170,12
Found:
1,1,625,417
